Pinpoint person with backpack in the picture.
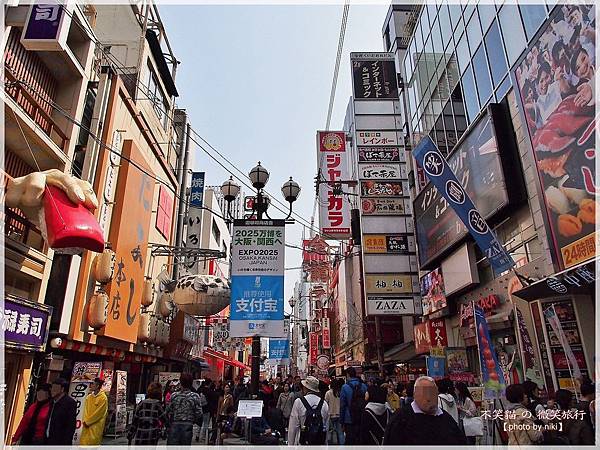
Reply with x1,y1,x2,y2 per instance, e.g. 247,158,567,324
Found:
287,376,329,445
340,366,367,445
383,376,467,445
325,378,343,444
360,384,391,445
437,378,459,425
166,373,203,445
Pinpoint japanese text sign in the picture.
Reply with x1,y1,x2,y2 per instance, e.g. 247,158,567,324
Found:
103,141,152,343
428,318,448,348
351,53,399,100
3,296,52,351
309,332,319,364
268,339,290,363
184,173,205,274
426,356,446,379
363,234,409,254
230,220,285,337
189,172,205,208
21,3,71,50
317,131,351,238
361,197,406,215
359,163,405,180
356,131,399,147
414,322,431,354
366,274,413,294
358,147,402,162
413,135,515,275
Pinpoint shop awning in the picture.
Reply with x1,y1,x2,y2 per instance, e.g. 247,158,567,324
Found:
383,341,416,363
513,259,596,301
203,348,250,371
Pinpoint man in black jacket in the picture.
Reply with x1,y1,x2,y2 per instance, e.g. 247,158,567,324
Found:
383,376,467,445
45,378,77,445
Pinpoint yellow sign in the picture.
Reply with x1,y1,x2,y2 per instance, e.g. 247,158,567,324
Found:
364,235,387,253
561,230,598,268
365,274,412,294
430,347,445,357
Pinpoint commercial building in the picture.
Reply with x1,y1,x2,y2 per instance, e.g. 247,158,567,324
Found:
384,2,595,392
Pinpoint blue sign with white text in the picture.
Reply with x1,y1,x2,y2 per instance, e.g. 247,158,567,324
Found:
413,136,515,275
230,275,284,336
269,339,290,361
189,172,205,208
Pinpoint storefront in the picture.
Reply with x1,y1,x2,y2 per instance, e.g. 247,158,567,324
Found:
3,295,52,441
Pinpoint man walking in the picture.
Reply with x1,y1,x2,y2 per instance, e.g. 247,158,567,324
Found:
45,378,77,445
166,373,203,445
287,376,329,445
80,378,109,445
383,376,467,445
340,367,367,444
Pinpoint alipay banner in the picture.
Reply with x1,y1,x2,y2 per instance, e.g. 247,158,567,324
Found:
268,338,290,364
413,136,514,275
230,220,285,337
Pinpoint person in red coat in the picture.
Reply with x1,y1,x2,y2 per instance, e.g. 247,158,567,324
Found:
12,384,52,445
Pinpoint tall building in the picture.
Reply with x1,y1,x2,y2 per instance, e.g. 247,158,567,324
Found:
385,2,595,391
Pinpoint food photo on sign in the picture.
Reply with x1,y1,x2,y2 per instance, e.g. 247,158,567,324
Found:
514,5,596,269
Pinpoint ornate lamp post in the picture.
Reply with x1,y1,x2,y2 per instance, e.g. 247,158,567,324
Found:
221,162,300,394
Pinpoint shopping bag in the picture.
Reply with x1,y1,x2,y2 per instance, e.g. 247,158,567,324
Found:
463,416,484,436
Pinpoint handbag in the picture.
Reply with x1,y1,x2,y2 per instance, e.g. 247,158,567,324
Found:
462,416,484,436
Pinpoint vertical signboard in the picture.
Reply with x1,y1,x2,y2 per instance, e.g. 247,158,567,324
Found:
69,362,102,444
413,136,515,275
189,172,205,207
322,317,331,349
114,370,128,433
268,339,290,364
514,6,596,269
351,52,399,99
317,131,351,238
183,172,205,274
230,220,285,337
309,332,319,365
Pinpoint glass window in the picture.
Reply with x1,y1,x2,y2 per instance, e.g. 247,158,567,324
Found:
420,7,430,31
415,20,424,54
498,4,527,66
456,32,471,74
520,4,547,40
446,52,460,92
495,74,512,101
431,17,443,55
477,4,496,33
473,44,493,106
463,3,476,22
403,53,412,81
466,9,483,53
453,14,465,44
484,20,508,87
409,39,417,72
439,4,452,49
461,65,479,123
449,4,462,30
425,34,434,55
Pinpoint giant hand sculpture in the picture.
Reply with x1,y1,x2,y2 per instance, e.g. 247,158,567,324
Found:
5,169,104,252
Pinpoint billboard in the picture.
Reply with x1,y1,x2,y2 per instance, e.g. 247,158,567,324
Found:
414,322,431,354
413,135,514,275
230,220,285,337
351,52,399,100
413,108,510,267
356,130,399,146
361,197,406,215
420,268,447,316
358,147,402,162
514,5,596,269
358,163,405,180
360,181,404,197
365,274,413,294
363,234,409,254
268,339,290,363
366,296,416,315
317,131,351,238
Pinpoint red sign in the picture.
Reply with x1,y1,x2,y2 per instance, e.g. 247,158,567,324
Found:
309,332,319,364
322,318,331,349
428,319,448,348
414,322,431,354
459,294,503,327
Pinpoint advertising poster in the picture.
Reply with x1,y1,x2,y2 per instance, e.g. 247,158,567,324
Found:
474,306,506,399
414,322,431,354
358,163,404,180
316,131,351,238
351,52,399,100
446,348,469,375
363,234,409,254
360,180,404,197
420,269,447,315
361,197,406,215
69,362,102,444
413,135,515,275
514,5,596,269
426,356,445,379
230,220,285,337
358,147,402,162
544,304,582,380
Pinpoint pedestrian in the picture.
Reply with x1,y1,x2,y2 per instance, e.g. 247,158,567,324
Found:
260,379,274,404
522,380,545,417
360,384,391,445
166,373,203,445
264,399,286,435
577,382,595,429
287,376,329,445
163,380,174,406
276,383,294,428
11,383,52,445
273,375,284,404
455,382,478,444
386,383,401,412
383,375,466,445
504,383,543,445
80,377,109,445
324,378,343,444
232,377,247,408
45,377,77,445
340,367,367,444
550,389,594,445
196,382,209,442
128,382,168,445
250,412,279,445
437,378,459,424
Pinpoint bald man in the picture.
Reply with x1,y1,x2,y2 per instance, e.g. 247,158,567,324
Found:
383,376,466,445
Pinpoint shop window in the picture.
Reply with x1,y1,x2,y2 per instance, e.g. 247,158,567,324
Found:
520,4,548,41
498,4,527,66
485,20,509,88
472,44,493,107
156,186,173,239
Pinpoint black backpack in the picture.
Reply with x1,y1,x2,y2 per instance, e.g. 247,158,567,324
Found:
349,381,366,424
299,396,326,445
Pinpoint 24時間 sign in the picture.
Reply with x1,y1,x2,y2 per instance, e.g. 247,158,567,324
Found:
413,109,510,268
317,131,351,238
413,135,514,275
230,220,285,337
351,52,399,100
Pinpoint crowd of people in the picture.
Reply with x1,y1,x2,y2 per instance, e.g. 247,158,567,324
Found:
10,369,596,446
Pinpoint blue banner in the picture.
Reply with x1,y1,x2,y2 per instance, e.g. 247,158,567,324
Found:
268,339,290,362
426,356,445,379
189,172,205,208
474,306,506,399
230,275,284,336
413,136,514,275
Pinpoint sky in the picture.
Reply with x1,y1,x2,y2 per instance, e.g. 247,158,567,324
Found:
159,3,390,300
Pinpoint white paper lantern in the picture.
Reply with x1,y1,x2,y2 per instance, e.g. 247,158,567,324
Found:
87,291,108,329
141,278,154,307
93,248,115,284
171,274,230,316
138,313,151,343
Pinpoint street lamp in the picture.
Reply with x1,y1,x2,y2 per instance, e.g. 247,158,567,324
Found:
221,162,301,395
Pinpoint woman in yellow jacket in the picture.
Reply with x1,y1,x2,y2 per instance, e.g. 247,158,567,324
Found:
80,378,109,445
